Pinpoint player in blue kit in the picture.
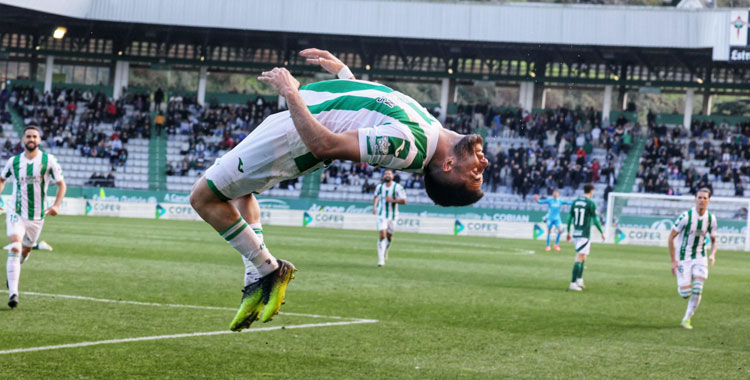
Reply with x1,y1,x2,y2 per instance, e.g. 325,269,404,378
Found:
534,189,573,251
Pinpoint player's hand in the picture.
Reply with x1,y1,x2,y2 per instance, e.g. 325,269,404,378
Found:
299,49,348,77
45,205,59,216
372,208,376,215
258,68,300,98
709,254,716,268
671,260,679,277
533,194,539,202
566,234,572,242
601,234,606,242
386,196,395,203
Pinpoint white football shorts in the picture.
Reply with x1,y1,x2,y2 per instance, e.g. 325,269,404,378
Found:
6,212,45,247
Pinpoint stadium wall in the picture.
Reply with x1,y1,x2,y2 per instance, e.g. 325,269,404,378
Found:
3,192,744,251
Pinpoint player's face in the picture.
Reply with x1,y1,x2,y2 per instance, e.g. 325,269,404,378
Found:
383,170,393,182
453,135,489,193
553,190,559,198
695,191,710,210
22,129,41,152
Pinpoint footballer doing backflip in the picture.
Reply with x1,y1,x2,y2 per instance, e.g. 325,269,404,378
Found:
566,183,605,291
534,189,572,252
0,125,66,309
372,169,406,267
189,49,489,331
667,188,717,330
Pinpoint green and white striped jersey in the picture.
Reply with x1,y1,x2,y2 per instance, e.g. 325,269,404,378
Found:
673,208,717,261
1,152,64,220
299,80,441,173
374,181,406,220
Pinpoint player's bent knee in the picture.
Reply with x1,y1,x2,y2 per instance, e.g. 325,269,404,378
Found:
7,241,22,253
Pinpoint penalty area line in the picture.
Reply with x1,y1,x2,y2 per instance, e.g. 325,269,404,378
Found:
0,290,358,320
0,319,378,355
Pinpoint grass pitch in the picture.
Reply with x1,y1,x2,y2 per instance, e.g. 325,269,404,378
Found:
1,215,748,379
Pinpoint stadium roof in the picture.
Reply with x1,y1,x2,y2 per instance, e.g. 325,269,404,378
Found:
0,0,748,93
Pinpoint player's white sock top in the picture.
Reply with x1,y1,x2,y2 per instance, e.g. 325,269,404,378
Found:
220,217,278,277
684,279,704,321
377,239,386,265
7,252,21,296
242,223,265,286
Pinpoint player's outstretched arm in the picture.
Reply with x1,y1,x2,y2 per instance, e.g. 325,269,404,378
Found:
259,67,360,161
566,212,573,241
299,49,355,80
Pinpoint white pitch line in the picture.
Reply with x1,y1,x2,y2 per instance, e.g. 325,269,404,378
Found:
0,319,378,355
0,290,354,320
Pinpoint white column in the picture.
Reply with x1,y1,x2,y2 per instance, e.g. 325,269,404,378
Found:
518,82,527,109
113,60,130,99
683,88,694,128
540,88,548,109
112,61,123,99
705,94,713,116
43,55,54,94
120,61,129,90
622,92,629,111
602,85,613,124
360,73,370,81
524,81,534,112
439,78,450,123
197,66,208,106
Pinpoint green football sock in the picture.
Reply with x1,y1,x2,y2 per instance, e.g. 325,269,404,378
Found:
571,262,580,283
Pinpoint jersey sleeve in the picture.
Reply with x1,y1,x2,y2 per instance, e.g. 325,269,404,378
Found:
1,158,13,180
673,211,689,232
48,155,64,182
358,123,420,170
373,184,381,199
395,184,407,201
537,198,551,205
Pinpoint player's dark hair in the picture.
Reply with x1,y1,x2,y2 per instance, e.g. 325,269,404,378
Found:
424,134,485,207
697,187,711,198
424,165,484,206
23,124,42,136
583,183,595,194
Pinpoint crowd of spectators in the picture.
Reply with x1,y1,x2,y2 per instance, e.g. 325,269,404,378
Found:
6,86,142,169
637,116,750,197
452,105,633,198
160,93,281,177
86,172,116,187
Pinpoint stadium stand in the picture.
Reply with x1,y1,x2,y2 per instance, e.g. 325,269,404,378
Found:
4,86,151,189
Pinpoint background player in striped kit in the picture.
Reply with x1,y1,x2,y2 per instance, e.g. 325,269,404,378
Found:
372,169,406,267
0,125,66,309
667,188,717,330
189,49,489,331
534,189,572,252
565,183,605,291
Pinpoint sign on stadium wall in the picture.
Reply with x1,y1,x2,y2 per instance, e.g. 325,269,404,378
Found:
614,227,745,251
729,47,750,64
729,10,749,46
